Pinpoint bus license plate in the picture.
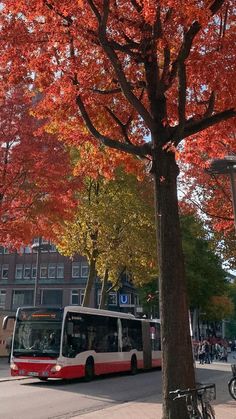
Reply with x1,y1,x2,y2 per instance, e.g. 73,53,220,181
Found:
28,372,39,377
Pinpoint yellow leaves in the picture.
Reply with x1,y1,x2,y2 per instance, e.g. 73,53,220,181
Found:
55,169,158,287
45,122,59,135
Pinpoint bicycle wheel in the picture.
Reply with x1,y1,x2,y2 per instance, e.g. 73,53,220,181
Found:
228,377,236,401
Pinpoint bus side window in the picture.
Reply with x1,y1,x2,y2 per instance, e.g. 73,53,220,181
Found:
150,322,161,351
91,316,108,352
121,320,132,352
62,316,79,358
107,317,118,352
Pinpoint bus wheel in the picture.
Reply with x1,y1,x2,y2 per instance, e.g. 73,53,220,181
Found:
130,356,137,375
85,358,94,382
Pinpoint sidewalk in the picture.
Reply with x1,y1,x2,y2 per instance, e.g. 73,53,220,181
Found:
0,357,27,382
75,395,161,419
1,357,236,418
73,397,236,419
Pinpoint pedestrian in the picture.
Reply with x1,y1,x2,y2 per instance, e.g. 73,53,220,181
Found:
198,343,205,364
203,340,211,364
220,345,228,362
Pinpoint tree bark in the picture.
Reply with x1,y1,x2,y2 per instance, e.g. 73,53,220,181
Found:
152,146,195,419
82,255,97,307
99,268,109,309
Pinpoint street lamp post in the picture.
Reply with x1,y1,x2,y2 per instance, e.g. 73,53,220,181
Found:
207,155,236,233
31,239,51,306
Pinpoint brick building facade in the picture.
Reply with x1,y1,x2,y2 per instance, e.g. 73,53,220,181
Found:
0,241,141,355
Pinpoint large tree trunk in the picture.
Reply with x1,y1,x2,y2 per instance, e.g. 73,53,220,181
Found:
153,147,195,419
82,255,96,307
99,268,109,309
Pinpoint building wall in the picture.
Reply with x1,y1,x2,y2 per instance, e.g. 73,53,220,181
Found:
0,245,139,314
0,246,93,311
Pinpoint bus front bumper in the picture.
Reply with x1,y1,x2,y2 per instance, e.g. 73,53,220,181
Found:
10,360,64,379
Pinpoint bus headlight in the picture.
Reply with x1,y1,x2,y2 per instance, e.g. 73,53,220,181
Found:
51,364,62,372
10,363,18,371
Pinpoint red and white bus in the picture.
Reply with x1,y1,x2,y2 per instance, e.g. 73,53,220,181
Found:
3,306,161,381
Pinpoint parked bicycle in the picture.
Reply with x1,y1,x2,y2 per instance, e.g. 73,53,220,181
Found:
228,363,236,400
170,383,216,419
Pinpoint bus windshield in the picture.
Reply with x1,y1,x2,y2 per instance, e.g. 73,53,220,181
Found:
13,308,63,358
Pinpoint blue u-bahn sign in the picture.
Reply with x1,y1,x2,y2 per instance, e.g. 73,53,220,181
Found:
119,294,129,305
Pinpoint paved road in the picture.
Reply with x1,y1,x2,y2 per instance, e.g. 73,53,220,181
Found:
0,357,235,419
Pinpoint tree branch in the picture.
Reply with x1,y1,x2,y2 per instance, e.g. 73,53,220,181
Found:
168,1,224,88
105,106,132,144
169,22,201,86
76,95,151,157
86,0,155,131
177,61,187,135
182,109,236,139
44,1,73,25
204,91,215,118
86,0,101,22
91,80,146,95
181,191,234,222
210,0,225,15
92,87,122,95
130,0,142,14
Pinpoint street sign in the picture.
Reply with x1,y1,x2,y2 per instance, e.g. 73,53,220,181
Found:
119,294,129,305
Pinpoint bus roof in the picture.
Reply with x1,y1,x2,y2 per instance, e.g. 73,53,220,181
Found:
15,306,160,323
64,306,138,320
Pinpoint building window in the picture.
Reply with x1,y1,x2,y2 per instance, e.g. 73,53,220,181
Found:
97,291,117,307
32,265,37,278
12,290,34,309
23,264,31,279
134,294,140,306
24,246,31,254
71,290,79,305
108,292,117,306
57,264,64,278
15,264,23,280
72,263,80,278
4,248,9,254
40,264,47,278
48,263,56,278
41,238,49,252
49,243,57,252
81,262,89,278
2,264,9,279
32,237,39,252
41,289,63,306
0,290,6,308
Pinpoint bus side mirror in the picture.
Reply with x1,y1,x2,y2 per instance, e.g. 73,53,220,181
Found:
2,315,16,330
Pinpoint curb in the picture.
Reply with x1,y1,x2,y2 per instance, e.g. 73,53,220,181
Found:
0,376,29,383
